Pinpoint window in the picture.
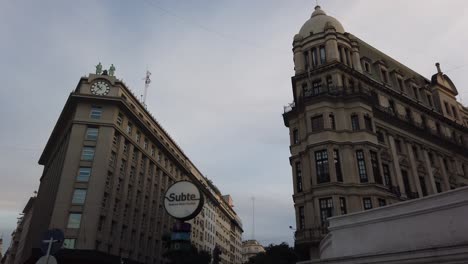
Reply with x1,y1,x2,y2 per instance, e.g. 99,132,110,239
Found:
419,176,428,196
426,93,433,107
443,158,449,171
315,150,330,183
356,150,368,182
351,114,360,131
363,198,372,210
395,139,402,153
90,106,102,119
319,198,333,226
303,51,309,69
85,127,99,141
370,151,382,184
72,189,87,204
452,106,458,119
293,129,299,144
136,131,141,143
428,152,434,164
339,197,347,214
444,102,451,116
364,115,372,131
63,239,76,249
401,170,412,195
334,149,343,182
319,46,326,64
77,167,91,182
312,80,322,95
435,181,442,193
412,86,419,100
380,69,389,83
378,199,386,207
112,131,119,146
311,115,324,131
397,78,404,92
312,48,318,67
377,131,385,143
127,122,133,135
435,123,441,135
363,61,371,73
326,76,333,87
412,146,419,160
388,100,395,114
117,113,123,126
151,145,155,157
298,206,305,230
144,139,148,150
295,162,303,193
81,147,95,161
67,213,82,229
329,114,336,130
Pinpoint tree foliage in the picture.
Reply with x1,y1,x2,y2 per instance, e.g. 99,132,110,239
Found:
246,242,297,264
164,245,211,264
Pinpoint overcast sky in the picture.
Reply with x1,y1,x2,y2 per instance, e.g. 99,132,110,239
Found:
1,0,468,252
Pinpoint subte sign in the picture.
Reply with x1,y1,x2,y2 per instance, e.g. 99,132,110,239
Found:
164,181,204,221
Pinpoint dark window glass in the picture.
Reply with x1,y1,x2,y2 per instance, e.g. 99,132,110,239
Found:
334,149,343,182
370,151,382,184
413,87,419,100
395,139,402,153
315,150,330,183
311,115,324,131
443,158,449,171
296,162,303,193
319,198,333,226
421,116,427,128
304,51,309,69
419,176,428,196
382,164,392,186
77,167,91,182
428,152,434,164
356,150,368,182
312,80,322,95
329,114,336,130
426,94,433,107
363,198,372,210
378,198,386,207
364,115,372,131
397,78,404,92
81,147,95,161
293,129,299,144
436,123,441,135
436,181,442,193
452,106,458,119
312,48,318,67
381,69,388,83
298,206,305,230
351,114,360,131
319,46,326,64
444,102,451,116
401,170,412,195
90,106,102,119
377,131,385,143
412,146,419,159
86,127,99,141
388,100,395,114
339,197,347,215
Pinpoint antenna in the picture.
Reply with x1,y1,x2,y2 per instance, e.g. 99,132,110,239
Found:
252,196,255,240
143,69,152,105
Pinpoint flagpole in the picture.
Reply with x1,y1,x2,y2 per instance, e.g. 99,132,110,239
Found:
143,70,151,105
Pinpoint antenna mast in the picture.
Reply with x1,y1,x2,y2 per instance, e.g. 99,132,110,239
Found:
143,70,152,105
252,196,255,240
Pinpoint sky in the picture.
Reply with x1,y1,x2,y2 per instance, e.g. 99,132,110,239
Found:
1,0,468,253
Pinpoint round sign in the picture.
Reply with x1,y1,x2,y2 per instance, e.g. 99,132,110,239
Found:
164,181,204,221
36,256,58,264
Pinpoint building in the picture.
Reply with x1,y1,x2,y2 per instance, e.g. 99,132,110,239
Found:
5,70,242,264
303,186,468,263
241,240,265,263
283,5,468,259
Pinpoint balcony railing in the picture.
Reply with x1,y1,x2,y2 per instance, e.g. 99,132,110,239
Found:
295,226,328,244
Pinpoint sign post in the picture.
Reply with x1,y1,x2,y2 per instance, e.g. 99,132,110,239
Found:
163,181,204,252
36,229,64,264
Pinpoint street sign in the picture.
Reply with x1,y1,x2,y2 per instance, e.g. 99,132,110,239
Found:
40,229,64,255
171,241,191,251
35,255,58,264
164,181,204,221
172,222,191,232
171,232,191,241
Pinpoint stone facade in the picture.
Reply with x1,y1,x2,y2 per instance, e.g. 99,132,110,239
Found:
283,5,468,259
241,240,265,263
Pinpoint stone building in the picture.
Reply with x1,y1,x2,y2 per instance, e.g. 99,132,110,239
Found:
241,240,265,263
5,71,242,264
283,5,468,259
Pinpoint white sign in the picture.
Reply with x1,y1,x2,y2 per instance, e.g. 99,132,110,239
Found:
36,256,57,264
164,181,204,221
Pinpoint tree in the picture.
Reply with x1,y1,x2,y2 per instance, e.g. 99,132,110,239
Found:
212,246,222,264
246,243,297,264
164,245,211,264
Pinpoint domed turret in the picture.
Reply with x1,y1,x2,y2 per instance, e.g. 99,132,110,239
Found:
298,6,345,37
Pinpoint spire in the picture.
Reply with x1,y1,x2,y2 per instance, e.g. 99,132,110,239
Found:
435,62,442,74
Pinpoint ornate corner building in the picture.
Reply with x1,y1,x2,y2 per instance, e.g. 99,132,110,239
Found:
283,6,468,258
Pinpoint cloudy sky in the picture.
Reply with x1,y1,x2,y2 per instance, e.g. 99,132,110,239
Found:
1,0,468,252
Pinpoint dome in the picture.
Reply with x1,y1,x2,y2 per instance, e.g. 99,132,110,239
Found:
298,6,345,37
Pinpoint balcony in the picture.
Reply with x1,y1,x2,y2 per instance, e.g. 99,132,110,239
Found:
295,226,328,245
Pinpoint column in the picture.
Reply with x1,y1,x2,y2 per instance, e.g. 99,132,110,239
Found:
293,45,305,74
406,143,422,197
365,148,375,183
387,135,406,198
438,155,451,191
351,39,363,73
328,146,337,183
342,146,358,183
325,28,339,62
340,47,347,65
422,148,437,194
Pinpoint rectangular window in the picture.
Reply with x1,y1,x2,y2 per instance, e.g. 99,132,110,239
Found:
370,151,382,184
351,114,360,131
112,131,119,146
356,150,368,182
315,150,330,183
85,127,99,141
364,115,372,131
293,129,299,144
319,198,333,226
397,78,404,92
419,176,428,196
109,151,116,167
304,51,309,69
295,162,303,193
452,106,458,119
127,122,133,135
436,181,442,193
77,167,91,182
117,112,124,126
363,198,372,210
395,139,402,153
382,164,392,186
81,147,95,161
311,115,324,131
319,46,326,64
63,239,76,249
426,94,433,107
67,213,82,229
334,149,343,182
339,197,347,215
90,106,102,119
377,131,385,143
72,189,87,204
136,131,141,143
401,170,412,195
378,198,386,207
151,145,155,157
412,146,419,159
329,114,336,130
381,69,388,83
444,102,451,116
312,48,318,67
144,139,148,150
298,206,305,230
364,61,371,73
412,87,419,100
312,80,322,95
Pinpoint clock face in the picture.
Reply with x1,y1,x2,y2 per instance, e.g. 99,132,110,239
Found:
91,81,110,95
